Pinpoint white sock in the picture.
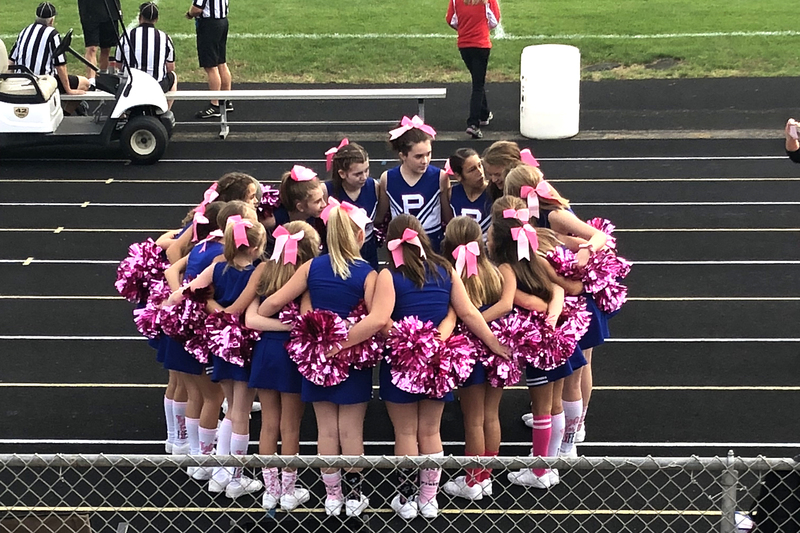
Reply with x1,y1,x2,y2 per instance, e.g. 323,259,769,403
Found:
198,426,217,456
230,432,250,481
548,411,565,457
173,401,188,445
212,418,234,483
163,397,175,444
186,417,200,455
560,400,584,454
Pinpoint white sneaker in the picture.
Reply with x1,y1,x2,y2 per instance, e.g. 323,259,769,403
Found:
208,472,230,493
442,476,483,501
522,412,534,428
345,494,369,517
261,492,279,510
390,494,417,520
165,441,173,454
480,478,493,497
547,468,560,487
225,476,263,499
171,442,190,455
559,446,578,459
416,496,439,519
280,487,310,511
191,467,214,481
735,511,754,531
508,468,551,489
575,425,586,443
324,496,343,516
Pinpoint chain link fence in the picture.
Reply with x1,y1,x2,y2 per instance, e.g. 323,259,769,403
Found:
0,453,797,533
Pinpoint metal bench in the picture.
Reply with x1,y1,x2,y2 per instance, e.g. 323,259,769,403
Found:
63,87,447,139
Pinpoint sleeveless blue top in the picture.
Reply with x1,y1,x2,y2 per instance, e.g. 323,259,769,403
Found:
211,262,255,307
536,207,574,230
325,179,379,269
386,165,443,251
308,254,374,317
449,184,491,236
185,241,224,281
390,264,452,324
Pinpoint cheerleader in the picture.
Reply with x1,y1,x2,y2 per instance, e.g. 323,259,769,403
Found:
442,148,492,237
440,216,515,500
165,216,267,499
266,165,326,231
481,140,529,202
324,140,381,269
377,116,450,252
489,196,586,490
372,214,508,519
504,165,609,446
257,203,376,518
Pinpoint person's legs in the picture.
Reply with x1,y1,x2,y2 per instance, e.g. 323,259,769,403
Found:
578,347,594,440
338,403,369,516
84,46,98,78
278,392,307,510
459,47,489,130
458,384,486,488
386,401,419,515
257,389,281,507
417,400,445,517
313,402,344,515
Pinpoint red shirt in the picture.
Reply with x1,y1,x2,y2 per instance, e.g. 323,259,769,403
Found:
446,0,501,49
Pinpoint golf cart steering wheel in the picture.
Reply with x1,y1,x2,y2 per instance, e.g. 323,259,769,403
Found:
54,29,74,58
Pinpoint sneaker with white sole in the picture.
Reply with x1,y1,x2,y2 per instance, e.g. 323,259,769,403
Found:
225,476,263,499
390,494,417,520
171,442,191,455
345,494,369,517
522,412,534,428
165,441,173,454
465,125,483,139
208,473,230,493
280,487,310,511
480,112,493,127
324,496,343,516
416,496,439,519
442,476,483,501
508,468,551,489
191,467,214,481
261,492,279,510
196,104,221,119
575,425,586,443
559,446,578,459
547,468,560,487
480,478,493,497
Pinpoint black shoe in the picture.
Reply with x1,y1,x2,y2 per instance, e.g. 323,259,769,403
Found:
480,112,493,127
195,104,221,119
75,100,90,116
466,125,483,139
225,101,233,113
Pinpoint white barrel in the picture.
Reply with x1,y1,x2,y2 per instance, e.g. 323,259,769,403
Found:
520,44,580,139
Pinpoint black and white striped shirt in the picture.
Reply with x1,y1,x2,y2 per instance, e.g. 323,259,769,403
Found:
192,0,228,19
8,22,66,77
114,24,174,82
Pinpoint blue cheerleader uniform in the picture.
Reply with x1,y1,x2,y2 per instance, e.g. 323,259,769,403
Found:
461,304,492,388
270,206,327,254
386,165,444,252
150,222,192,360
163,240,224,375
380,264,456,403
301,255,375,404
248,298,302,394
449,183,492,238
325,179,379,269
210,262,257,383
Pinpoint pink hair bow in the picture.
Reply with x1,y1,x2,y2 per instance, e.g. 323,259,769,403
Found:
520,182,555,218
192,209,209,242
510,224,539,261
325,138,349,172
387,228,426,267
271,226,305,265
502,208,531,223
443,159,454,176
198,229,224,252
520,148,540,167
226,215,254,248
388,115,437,140
319,197,371,230
290,165,317,182
453,241,480,278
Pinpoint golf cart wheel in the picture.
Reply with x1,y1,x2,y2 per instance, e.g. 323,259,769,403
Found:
121,115,168,165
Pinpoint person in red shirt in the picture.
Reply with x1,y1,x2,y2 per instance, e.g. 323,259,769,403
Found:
446,0,501,139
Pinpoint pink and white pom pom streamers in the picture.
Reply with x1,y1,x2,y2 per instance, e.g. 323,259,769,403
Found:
115,239,170,303
132,279,172,339
586,217,618,250
205,311,261,367
278,301,301,325
340,300,384,370
258,183,281,218
160,285,212,344
286,309,351,387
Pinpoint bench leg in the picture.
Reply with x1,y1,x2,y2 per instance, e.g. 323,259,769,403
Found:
219,100,229,139
418,99,425,121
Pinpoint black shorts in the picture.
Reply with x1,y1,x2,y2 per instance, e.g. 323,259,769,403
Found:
56,74,79,93
159,71,176,92
81,18,117,49
196,17,228,68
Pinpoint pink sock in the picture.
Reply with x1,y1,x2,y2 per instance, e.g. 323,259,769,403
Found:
532,415,552,477
262,467,280,497
548,411,565,457
186,418,200,455
229,432,249,481
163,397,175,444
322,471,343,501
198,427,217,456
173,401,188,444
561,400,583,453
418,452,443,505
478,450,498,482
282,470,298,495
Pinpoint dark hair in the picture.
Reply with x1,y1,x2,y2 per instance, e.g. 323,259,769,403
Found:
482,141,523,201
447,148,479,176
180,201,225,256
216,200,257,229
389,127,433,155
139,2,158,20
279,171,321,213
386,214,452,288
330,143,369,196
216,172,261,202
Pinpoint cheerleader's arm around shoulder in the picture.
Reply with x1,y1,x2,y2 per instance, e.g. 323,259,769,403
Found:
164,255,189,291
244,299,291,332
450,269,510,359
164,262,215,306
258,261,312,317
224,263,265,315
341,269,395,349
482,263,516,322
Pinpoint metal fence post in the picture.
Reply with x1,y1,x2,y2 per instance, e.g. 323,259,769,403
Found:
720,449,738,533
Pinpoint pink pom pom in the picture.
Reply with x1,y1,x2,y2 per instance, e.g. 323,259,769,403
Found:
483,314,529,387
133,304,162,339
115,239,170,303
206,311,261,367
594,281,628,313
287,310,350,387
385,317,441,396
340,300,384,370
546,247,581,279
160,287,211,342
582,249,632,293
587,217,617,249
258,183,281,218
279,301,300,325
440,334,475,389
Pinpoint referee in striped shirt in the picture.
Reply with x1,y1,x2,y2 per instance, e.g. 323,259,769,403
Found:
113,3,177,107
8,3,90,114
187,0,232,119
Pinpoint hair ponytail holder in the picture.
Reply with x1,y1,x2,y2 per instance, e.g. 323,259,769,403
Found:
502,208,530,223
325,138,349,172
320,197,371,230
520,148,540,167
290,165,317,182
271,226,305,265
388,115,437,140
387,228,426,267
443,159,455,176
510,224,539,261
453,241,480,278
519,182,553,218
226,215,254,247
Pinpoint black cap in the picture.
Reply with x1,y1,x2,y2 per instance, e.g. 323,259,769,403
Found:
139,2,158,20
36,2,57,18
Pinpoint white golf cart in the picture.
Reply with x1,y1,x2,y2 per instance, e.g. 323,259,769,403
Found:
0,29,174,165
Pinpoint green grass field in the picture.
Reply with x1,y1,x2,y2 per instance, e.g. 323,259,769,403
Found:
4,0,800,83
